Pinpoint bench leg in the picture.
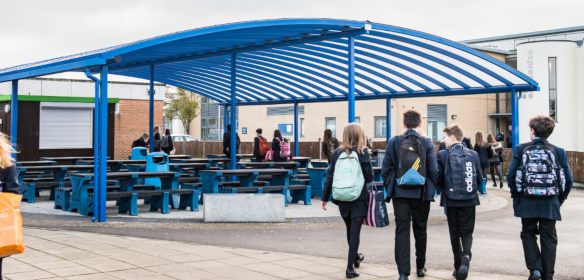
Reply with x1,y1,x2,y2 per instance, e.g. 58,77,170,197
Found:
304,186,312,205
130,194,139,216
54,189,71,211
149,193,169,214
24,184,36,203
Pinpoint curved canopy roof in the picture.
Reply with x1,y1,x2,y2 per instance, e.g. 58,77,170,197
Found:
0,18,538,104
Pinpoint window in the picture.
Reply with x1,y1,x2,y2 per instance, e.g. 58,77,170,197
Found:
427,104,447,142
374,116,386,138
300,118,305,138
39,102,93,149
548,57,557,122
278,123,293,136
267,106,305,116
325,117,336,137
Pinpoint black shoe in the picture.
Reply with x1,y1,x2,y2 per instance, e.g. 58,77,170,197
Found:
398,274,409,280
500,182,504,189
529,270,542,280
417,267,427,277
354,253,364,268
346,268,360,278
453,270,457,277
456,255,470,280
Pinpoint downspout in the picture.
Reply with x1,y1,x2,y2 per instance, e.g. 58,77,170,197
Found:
85,68,100,223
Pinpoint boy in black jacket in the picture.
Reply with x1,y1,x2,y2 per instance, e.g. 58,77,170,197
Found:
437,124,482,280
507,115,572,280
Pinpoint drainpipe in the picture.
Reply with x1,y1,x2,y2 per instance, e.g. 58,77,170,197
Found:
85,68,100,223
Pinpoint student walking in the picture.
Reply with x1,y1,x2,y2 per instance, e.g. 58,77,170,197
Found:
271,130,290,162
322,123,373,279
473,131,493,192
160,129,174,155
437,125,482,280
253,128,269,162
507,115,573,280
487,133,504,188
381,110,438,280
0,132,20,278
149,126,162,152
322,129,340,163
222,125,241,157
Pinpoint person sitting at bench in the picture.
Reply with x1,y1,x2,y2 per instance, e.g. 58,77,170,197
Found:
132,133,149,148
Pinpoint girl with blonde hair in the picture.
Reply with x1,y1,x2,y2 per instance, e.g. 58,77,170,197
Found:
0,132,19,278
473,131,494,191
322,123,373,278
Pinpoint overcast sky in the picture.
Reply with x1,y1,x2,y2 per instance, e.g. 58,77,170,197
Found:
1,0,582,72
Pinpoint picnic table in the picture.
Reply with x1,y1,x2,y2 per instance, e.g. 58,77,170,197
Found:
125,162,209,175
237,161,299,170
40,156,110,165
290,157,311,169
309,160,329,168
167,154,192,160
16,160,57,166
76,159,147,172
68,171,180,216
171,158,231,167
16,165,95,202
199,168,309,205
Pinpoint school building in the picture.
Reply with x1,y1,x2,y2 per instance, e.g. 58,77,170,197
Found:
0,77,166,160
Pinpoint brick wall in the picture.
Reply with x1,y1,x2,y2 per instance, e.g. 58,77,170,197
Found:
114,99,163,159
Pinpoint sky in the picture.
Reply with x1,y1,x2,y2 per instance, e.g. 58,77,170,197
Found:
0,0,582,77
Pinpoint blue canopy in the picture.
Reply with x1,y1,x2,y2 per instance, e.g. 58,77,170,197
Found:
0,18,538,104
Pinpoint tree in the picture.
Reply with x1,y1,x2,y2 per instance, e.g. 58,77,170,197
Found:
165,88,199,134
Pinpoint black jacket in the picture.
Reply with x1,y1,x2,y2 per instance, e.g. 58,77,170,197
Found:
132,137,147,148
161,135,174,152
322,138,339,163
507,138,573,220
381,129,438,202
437,144,482,207
473,144,493,170
223,132,241,157
322,148,373,206
1,165,19,194
272,137,288,162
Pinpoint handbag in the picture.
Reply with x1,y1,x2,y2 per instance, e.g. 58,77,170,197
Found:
363,161,389,228
0,193,25,257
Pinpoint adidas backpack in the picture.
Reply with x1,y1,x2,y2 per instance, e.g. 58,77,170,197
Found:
515,143,566,197
332,151,365,201
445,145,478,200
396,135,427,188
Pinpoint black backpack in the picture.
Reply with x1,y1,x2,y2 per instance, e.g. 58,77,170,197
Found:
516,142,566,197
445,145,478,201
396,134,427,188
161,135,170,149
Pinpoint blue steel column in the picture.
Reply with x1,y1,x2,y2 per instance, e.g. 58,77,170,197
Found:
511,90,519,147
229,53,237,169
98,66,109,222
223,105,229,135
386,97,391,143
293,102,299,157
10,80,18,159
347,36,356,123
149,65,155,152
85,69,101,222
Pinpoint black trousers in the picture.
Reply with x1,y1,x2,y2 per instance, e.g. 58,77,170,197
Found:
446,206,476,270
521,218,557,280
393,198,431,276
342,216,364,269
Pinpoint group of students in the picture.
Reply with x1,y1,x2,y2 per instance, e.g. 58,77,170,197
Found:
245,127,291,162
131,126,174,154
322,110,573,280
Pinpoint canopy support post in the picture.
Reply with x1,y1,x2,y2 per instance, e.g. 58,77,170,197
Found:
511,90,520,148
230,53,237,169
347,36,356,123
10,80,18,159
294,101,299,157
149,65,155,152
85,69,101,222
386,97,392,143
97,66,109,222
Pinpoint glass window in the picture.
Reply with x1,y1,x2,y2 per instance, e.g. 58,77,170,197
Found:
300,118,305,138
278,123,293,136
427,104,447,141
325,117,336,137
548,57,557,122
374,116,386,138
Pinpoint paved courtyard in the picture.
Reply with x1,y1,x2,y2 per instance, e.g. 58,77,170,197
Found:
10,185,584,280
4,228,524,280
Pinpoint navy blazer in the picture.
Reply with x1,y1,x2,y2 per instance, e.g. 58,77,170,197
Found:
0,165,19,194
381,129,438,202
507,138,573,220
